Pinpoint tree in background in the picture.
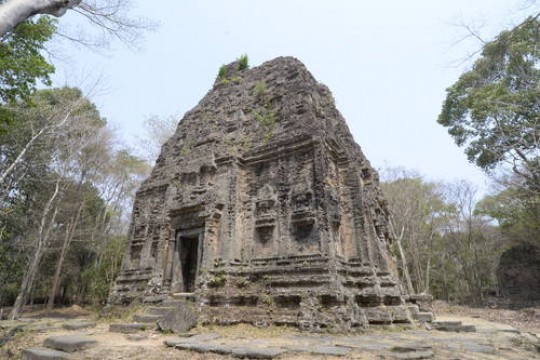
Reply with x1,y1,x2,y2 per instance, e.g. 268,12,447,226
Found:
0,87,149,317
382,170,503,304
476,174,540,246
438,16,540,195
0,0,153,315
0,15,55,104
436,181,501,305
0,0,151,43
381,168,445,295
136,114,178,165
438,13,540,300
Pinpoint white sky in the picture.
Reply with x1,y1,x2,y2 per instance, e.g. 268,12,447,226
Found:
52,0,535,194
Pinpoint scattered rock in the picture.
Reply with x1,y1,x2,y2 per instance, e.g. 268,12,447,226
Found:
43,335,97,352
432,321,476,332
390,345,434,359
61,321,96,330
172,342,286,359
145,306,176,316
164,333,220,347
22,347,70,360
459,324,476,332
108,323,146,334
133,314,162,323
310,345,352,356
417,312,434,323
156,302,198,333
229,347,287,359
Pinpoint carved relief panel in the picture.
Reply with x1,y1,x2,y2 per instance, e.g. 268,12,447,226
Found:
254,183,277,256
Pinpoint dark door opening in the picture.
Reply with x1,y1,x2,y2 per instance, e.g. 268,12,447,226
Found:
178,235,200,293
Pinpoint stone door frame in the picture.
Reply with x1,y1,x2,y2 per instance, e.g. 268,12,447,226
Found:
171,227,204,293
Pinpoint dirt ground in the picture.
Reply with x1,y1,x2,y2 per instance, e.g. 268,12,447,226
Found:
434,300,540,334
0,301,539,359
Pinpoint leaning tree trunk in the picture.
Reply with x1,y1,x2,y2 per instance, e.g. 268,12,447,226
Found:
0,0,81,37
9,179,60,320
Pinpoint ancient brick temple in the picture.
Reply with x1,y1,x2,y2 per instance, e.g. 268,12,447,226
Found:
497,243,540,303
110,57,419,331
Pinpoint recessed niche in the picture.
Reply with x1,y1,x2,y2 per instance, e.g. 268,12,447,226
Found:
293,222,313,243
130,244,143,265
256,226,274,245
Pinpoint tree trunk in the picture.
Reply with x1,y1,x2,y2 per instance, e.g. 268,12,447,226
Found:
0,0,82,37
423,219,436,294
46,200,83,310
0,127,46,189
388,219,414,294
9,179,60,320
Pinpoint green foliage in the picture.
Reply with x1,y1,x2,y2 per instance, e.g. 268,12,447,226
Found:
0,243,25,306
253,81,267,97
216,55,248,84
0,86,148,310
208,267,227,287
476,184,540,245
254,105,276,143
438,17,540,191
382,171,502,304
82,236,127,305
237,54,249,70
0,17,56,104
218,64,227,80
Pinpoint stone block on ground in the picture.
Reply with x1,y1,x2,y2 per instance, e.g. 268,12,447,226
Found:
407,305,420,319
61,321,96,330
172,342,286,359
109,323,147,333
417,312,434,323
432,320,463,332
145,306,176,316
407,294,434,312
164,333,220,347
133,313,163,323
459,324,476,332
22,347,70,360
390,344,434,359
43,335,97,352
157,301,198,333
174,343,229,354
230,347,288,359
310,345,352,356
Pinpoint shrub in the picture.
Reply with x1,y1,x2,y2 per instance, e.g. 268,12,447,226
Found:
237,54,249,70
253,81,267,97
217,64,227,80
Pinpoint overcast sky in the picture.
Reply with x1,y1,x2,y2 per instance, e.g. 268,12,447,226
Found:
52,0,534,194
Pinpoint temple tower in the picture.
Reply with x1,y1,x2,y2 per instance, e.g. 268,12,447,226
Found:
110,57,418,331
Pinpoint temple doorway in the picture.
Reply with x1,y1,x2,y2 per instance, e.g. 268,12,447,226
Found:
175,228,203,293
